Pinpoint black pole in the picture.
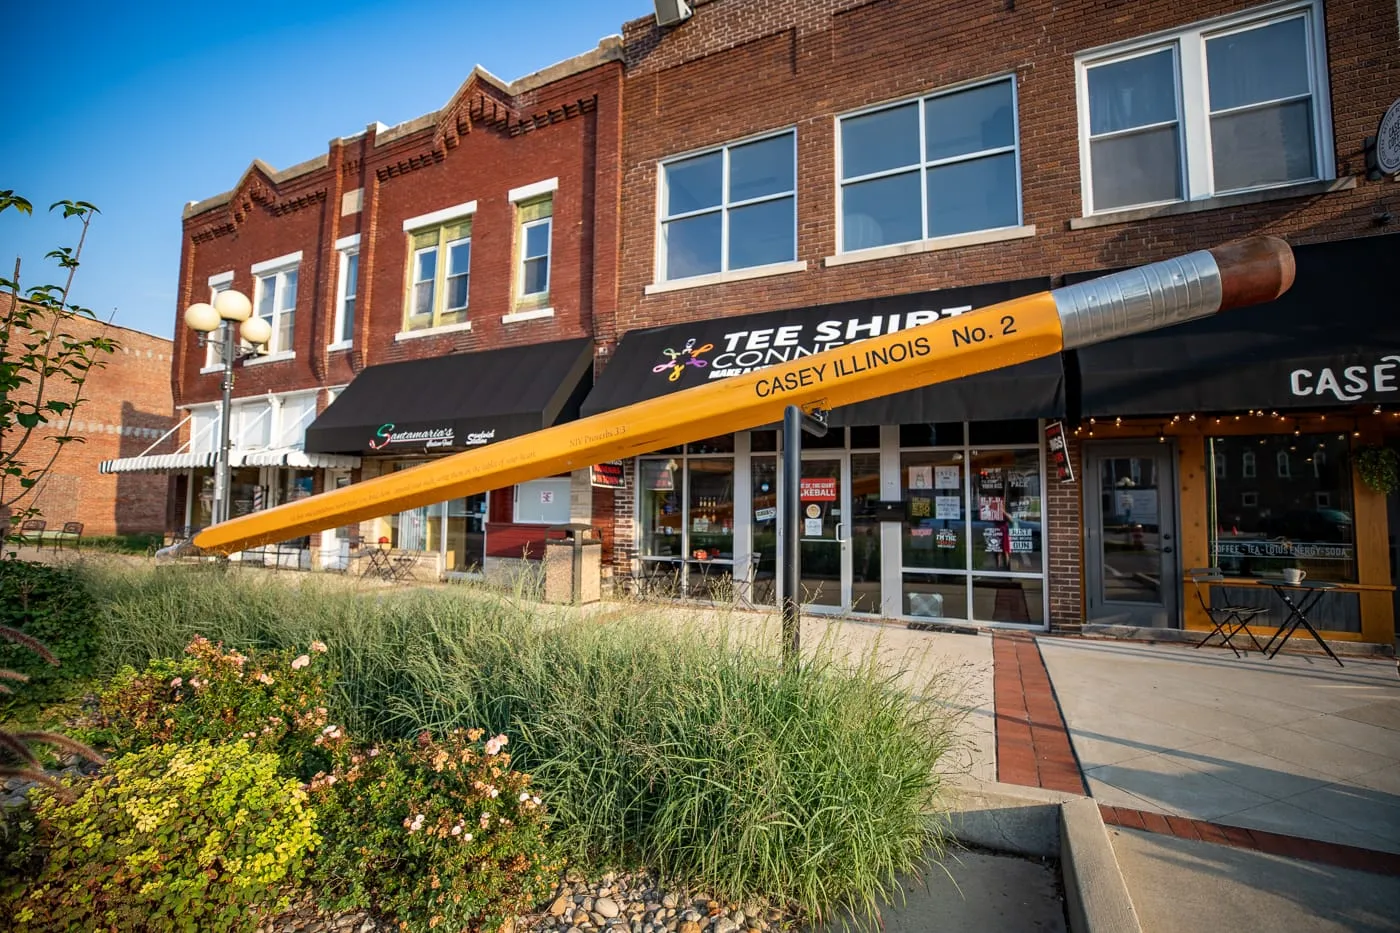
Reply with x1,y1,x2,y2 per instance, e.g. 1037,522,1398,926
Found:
781,406,828,665
781,406,802,664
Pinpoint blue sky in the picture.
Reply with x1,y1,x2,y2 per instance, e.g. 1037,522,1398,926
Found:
0,0,647,338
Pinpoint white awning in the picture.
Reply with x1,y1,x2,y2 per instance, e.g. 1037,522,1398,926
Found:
100,448,360,474
235,448,360,469
99,452,216,474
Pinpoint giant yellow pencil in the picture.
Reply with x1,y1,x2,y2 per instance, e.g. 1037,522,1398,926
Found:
195,237,1295,555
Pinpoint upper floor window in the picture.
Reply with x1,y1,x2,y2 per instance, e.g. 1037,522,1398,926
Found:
251,251,300,356
1077,2,1329,214
332,234,359,348
400,201,475,333
659,130,796,281
204,271,234,370
518,197,552,300
839,77,1020,252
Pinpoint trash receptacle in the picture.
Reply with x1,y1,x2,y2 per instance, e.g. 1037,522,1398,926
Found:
544,523,602,605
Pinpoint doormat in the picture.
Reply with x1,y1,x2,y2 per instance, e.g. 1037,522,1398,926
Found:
906,620,980,635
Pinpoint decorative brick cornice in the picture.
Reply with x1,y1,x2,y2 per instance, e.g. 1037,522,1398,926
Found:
375,148,447,182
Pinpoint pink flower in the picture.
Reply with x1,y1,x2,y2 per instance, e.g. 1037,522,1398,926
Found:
291,655,310,670
369,747,380,757
170,677,182,688
451,824,463,836
256,672,274,685
310,641,328,654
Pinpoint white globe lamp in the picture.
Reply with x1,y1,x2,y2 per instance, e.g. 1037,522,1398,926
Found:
183,302,220,333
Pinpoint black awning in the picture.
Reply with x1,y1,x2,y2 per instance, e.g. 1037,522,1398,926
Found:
582,277,1062,425
305,338,593,455
1073,234,1400,418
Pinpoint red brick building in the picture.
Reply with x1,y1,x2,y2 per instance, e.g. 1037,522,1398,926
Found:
577,0,1400,646
100,41,624,576
3,296,175,537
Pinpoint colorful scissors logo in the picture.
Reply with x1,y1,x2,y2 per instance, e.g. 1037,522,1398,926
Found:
652,337,713,382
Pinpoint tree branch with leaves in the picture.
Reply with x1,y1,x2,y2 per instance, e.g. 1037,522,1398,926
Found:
0,190,118,551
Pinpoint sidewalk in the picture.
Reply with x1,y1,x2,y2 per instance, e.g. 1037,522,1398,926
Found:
1038,637,1400,855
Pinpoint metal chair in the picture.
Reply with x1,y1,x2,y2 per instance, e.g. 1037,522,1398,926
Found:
1187,568,1267,657
16,519,46,549
51,521,83,553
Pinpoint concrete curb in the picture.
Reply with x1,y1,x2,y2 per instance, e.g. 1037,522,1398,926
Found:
1079,623,1395,657
944,782,1142,933
1060,797,1141,933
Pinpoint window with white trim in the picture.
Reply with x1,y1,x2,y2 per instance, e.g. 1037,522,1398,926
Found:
838,78,1020,252
516,197,552,304
190,406,219,455
204,273,234,369
253,259,298,354
234,400,273,449
514,477,572,524
406,220,472,331
1276,450,1291,478
275,394,318,449
1076,2,1329,214
332,241,358,347
659,131,796,280
1242,451,1257,478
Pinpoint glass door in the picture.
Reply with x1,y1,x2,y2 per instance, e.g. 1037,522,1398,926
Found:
1083,443,1179,627
799,456,846,610
849,452,883,614
446,493,488,574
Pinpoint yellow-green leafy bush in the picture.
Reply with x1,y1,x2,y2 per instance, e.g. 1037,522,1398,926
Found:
12,740,317,932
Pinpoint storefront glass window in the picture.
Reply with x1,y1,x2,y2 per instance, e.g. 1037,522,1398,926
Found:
639,458,684,559
1209,434,1357,583
969,449,1043,572
687,459,735,560
900,426,1046,625
902,451,966,571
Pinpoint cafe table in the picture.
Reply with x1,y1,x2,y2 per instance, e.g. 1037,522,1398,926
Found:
1213,577,1395,668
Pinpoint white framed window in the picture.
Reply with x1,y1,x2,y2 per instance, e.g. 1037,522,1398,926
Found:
659,130,796,280
1076,1,1331,215
1312,450,1326,478
517,197,552,302
189,406,220,455
514,477,572,525
405,220,472,332
332,235,359,348
838,77,1020,252
1276,450,1292,478
203,271,234,370
234,399,273,449
1242,451,1257,478
1315,491,1331,508
251,253,300,355
1241,491,1259,507
1213,454,1226,478
275,393,318,449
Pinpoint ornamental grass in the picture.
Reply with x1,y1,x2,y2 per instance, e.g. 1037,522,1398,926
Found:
80,563,960,923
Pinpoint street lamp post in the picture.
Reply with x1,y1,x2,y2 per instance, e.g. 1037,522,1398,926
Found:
183,291,271,528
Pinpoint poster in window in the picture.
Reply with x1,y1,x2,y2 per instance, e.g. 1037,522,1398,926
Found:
979,496,1005,521
1009,526,1035,553
935,529,959,549
590,461,625,489
800,478,838,500
804,518,824,536
980,468,1005,487
754,507,776,522
983,525,1005,553
909,497,932,518
935,465,960,490
908,465,933,490
935,496,961,520
540,489,555,504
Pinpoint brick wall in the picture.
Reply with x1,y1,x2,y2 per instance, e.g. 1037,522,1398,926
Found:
609,0,1400,618
3,296,175,536
1046,433,1086,630
174,49,624,415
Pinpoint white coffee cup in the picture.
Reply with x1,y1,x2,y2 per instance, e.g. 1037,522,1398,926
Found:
1283,568,1307,585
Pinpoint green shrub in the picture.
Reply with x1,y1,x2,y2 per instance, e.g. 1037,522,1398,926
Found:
81,566,957,921
11,740,317,932
0,561,98,708
309,728,561,933
1,799,43,901
83,533,163,555
83,636,341,779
